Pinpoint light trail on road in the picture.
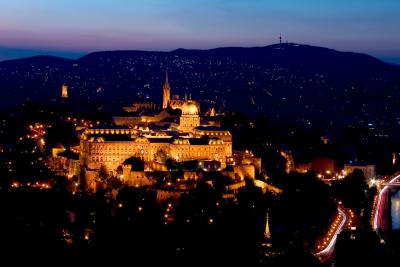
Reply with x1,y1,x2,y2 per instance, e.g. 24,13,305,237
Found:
373,174,400,230
315,207,347,257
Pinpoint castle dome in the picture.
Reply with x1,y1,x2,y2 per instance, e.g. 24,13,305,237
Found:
181,101,199,115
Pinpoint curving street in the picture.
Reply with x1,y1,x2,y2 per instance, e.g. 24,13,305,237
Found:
315,206,348,262
373,174,400,232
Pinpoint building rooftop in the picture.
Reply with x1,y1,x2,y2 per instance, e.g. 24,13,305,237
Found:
148,123,173,131
57,150,79,160
87,134,133,142
188,137,211,145
114,112,140,117
91,124,130,130
194,125,226,131
147,137,174,143
139,110,160,116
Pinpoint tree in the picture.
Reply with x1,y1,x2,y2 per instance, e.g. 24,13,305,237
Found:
270,171,335,248
203,171,231,195
333,169,367,213
181,160,199,171
148,171,166,186
52,175,70,193
98,164,108,183
116,165,123,174
176,180,219,225
166,158,178,171
123,157,144,171
44,120,77,154
109,176,123,189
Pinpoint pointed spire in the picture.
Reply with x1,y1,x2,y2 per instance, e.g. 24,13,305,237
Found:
162,70,171,109
61,83,68,99
265,211,271,240
210,107,216,116
185,92,188,101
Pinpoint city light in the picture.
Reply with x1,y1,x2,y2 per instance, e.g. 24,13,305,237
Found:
374,174,400,230
0,4,395,262
315,207,347,257
369,178,377,187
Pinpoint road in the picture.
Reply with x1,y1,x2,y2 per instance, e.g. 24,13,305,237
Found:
315,206,347,262
373,174,400,231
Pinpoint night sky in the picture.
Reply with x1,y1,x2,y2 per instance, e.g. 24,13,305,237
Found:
0,0,399,63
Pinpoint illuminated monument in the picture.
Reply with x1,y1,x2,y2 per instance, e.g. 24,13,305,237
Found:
61,84,68,99
162,71,170,109
78,73,262,190
179,100,200,132
79,74,242,188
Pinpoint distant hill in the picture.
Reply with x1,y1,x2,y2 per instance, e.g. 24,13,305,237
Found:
0,47,84,62
78,44,398,80
0,43,399,130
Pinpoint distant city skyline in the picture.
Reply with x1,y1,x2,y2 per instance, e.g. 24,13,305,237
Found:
0,0,399,63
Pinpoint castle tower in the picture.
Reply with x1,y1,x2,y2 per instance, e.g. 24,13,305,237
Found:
61,83,68,99
162,71,170,109
180,101,200,132
210,107,216,117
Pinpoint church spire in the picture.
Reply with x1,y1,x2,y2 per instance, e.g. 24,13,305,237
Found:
162,71,171,109
265,211,271,240
61,83,68,99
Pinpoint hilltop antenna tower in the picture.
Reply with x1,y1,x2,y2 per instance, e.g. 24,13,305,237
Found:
279,33,282,45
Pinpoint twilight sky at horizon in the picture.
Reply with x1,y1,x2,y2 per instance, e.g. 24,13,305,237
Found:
0,0,399,62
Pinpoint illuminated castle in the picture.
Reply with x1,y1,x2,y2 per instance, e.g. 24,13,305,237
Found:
80,73,235,187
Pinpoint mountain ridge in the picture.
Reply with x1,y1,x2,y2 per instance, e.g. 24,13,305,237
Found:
0,43,399,131
0,43,393,69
